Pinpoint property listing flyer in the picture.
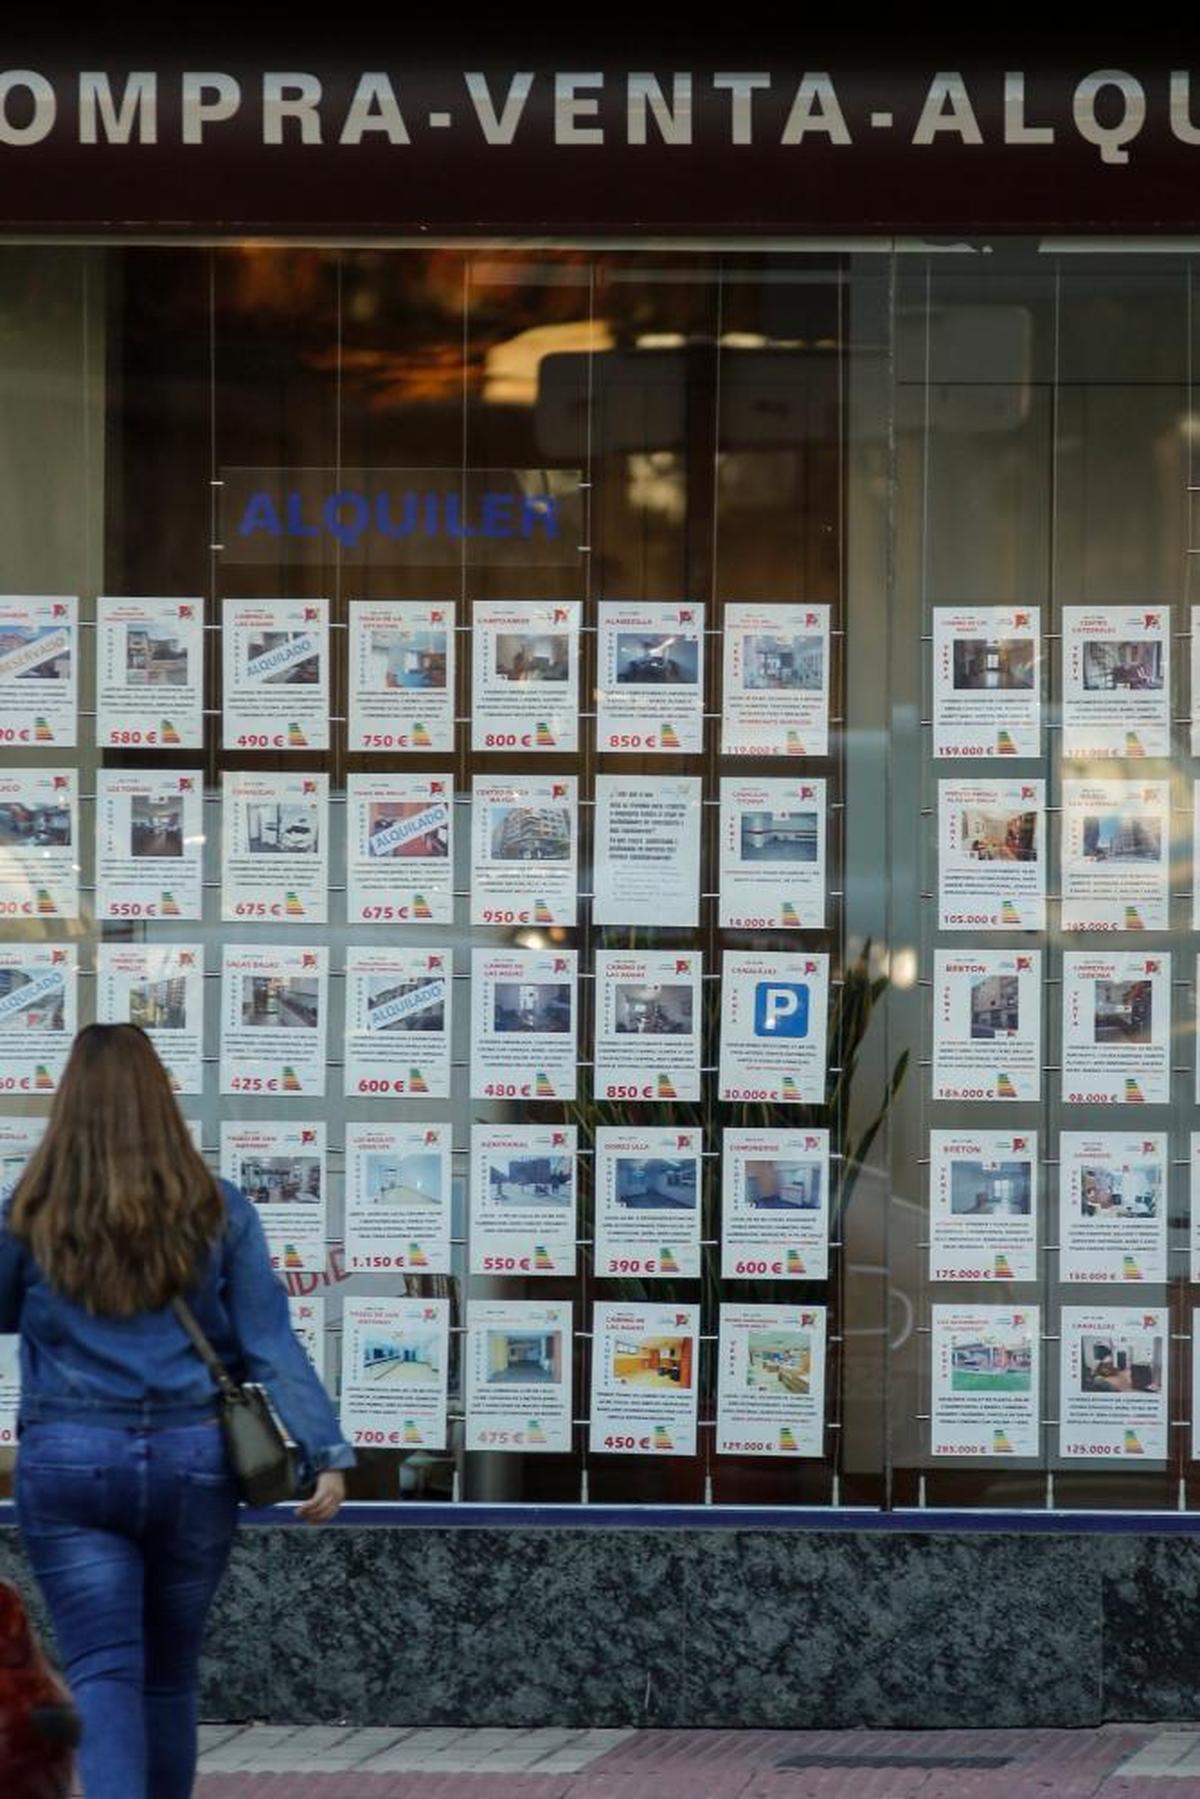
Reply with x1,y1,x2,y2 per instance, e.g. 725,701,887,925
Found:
721,1129,830,1282
1059,1132,1167,1284
720,602,831,759
1189,785,1200,932
1062,606,1170,761
470,947,577,1101
588,1301,700,1457
95,596,204,749
0,596,77,747
931,949,1041,1104
218,945,328,1097
221,771,329,925
1060,1306,1168,1459
339,1296,449,1451
1061,780,1170,933
222,598,329,751
465,1300,573,1453
0,945,75,1093
596,602,705,754
95,769,204,922
1191,1318,1200,1463
931,1305,1040,1458
344,1120,452,1276
220,1120,327,1273
1192,606,1200,757
928,1130,1038,1284
594,1125,703,1280
718,777,826,930
470,774,578,926
346,773,454,925
1189,1134,1200,1282
593,949,702,1103
591,775,702,927
288,1295,326,1382
716,1303,827,1457
96,943,204,1094
931,606,1041,760
343,946,451,1100
1062,952,1169,1106
470,600,580,753
719,951,830,1105
0,1117,45,1206
0,1335,17,1447
469,1123,577,1278
0,768,78,922
347,600,455,753
938,779,1046,931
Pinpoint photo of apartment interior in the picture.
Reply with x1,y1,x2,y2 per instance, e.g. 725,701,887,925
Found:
1081,1332,1162,1394
130,795,183,858
366,975,444,1031
490,806,571,861
739,811,819,864
487,1156,572,1206
743,633,822,691
746,1331,812,1394
614,1157,697,1210
0,800,71,848
364,1151,441,1207
126,625,187,686
495,632,569,682
611,1334,693,1389
484,1330,562,1385
241,976,319,1029
245,802,319,855
949,1159,1032,1216
367,802,448,859
246,631,319,684
493,983,572,1033
1079,1162,1160,1219
969,975,1019,1040
744,1160,821,1210
371,629,447,690
238,1155,321,1206
1082,640,1163,690
960,808,1038,862
615,632,698,684
129,976,187,1032
360,1333,440,1384
952,636,1035,690
613,984,692,1034
1093,979,1152,1044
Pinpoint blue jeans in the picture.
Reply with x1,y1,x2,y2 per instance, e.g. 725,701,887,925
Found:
15,1419,239,1799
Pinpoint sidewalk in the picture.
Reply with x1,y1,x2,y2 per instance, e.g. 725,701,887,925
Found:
192,1724,1200,1796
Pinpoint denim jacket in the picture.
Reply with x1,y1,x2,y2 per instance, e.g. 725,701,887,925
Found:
0,1179,354,1482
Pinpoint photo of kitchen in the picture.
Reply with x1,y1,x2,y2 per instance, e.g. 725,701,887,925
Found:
746,1331,812,1394
610,1335,693,1389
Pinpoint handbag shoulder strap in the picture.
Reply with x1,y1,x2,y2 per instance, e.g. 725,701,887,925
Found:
171,1294,242,1401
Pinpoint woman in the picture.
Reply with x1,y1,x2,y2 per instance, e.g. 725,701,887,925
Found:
0,1023,355,1798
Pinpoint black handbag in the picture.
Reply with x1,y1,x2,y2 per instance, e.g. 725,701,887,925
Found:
171,1295,300,1506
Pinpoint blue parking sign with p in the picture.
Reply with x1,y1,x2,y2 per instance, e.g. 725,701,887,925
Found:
753,982,809,1038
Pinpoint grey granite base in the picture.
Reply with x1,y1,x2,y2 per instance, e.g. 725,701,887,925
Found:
0,1523,1195,1728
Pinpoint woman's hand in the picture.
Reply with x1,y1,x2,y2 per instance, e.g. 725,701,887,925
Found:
295,1469,345,1525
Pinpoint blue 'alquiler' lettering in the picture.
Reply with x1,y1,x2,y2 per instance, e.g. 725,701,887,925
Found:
285,492,320,537
238,492,283,537
238,487,561,547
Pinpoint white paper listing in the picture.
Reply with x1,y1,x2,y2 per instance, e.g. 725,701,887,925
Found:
344,1121,452,1276
346,773,454,926
1061,780,1170,933
591,776,702,927
594,1125,703,1280
1060,1306,1168,1460
96,596,204,749
718,777,826,930
0,945,75,1094
0,596,77,747
1062,952,1169,1106
470,948,577,1101
288,1296,326,1384
721,1129,830,1282
593,950,702,1104
96,944,204,1095
0,1336,17,1450
596,602,705,754
937,779,1046,931
465,1300,573,1453
348,600,455,754
222,598,329,751
931,1305,1040,1458
470,775,578,927
340,1296,449,1452
1062,606,1170,761
589,1302,700,1457
221,771,329,925
931,949,1041,1104
1188,1134,1200,1283
95,770,204,922
1058,1131,1167,1285
931,606,1041,760
471,600,580,753
716,1304,827,1458
343,946,451,1101
469,1123,577,1278
220,1120,327,1274
0,1118,45,1207
721,602,831,759
928,1130,1038,1285
219,945,327,1097
719,951,829,1106
0,769,78,922
1192,605,1200,757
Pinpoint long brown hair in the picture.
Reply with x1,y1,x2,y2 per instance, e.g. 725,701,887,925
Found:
8,1023,224,1316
